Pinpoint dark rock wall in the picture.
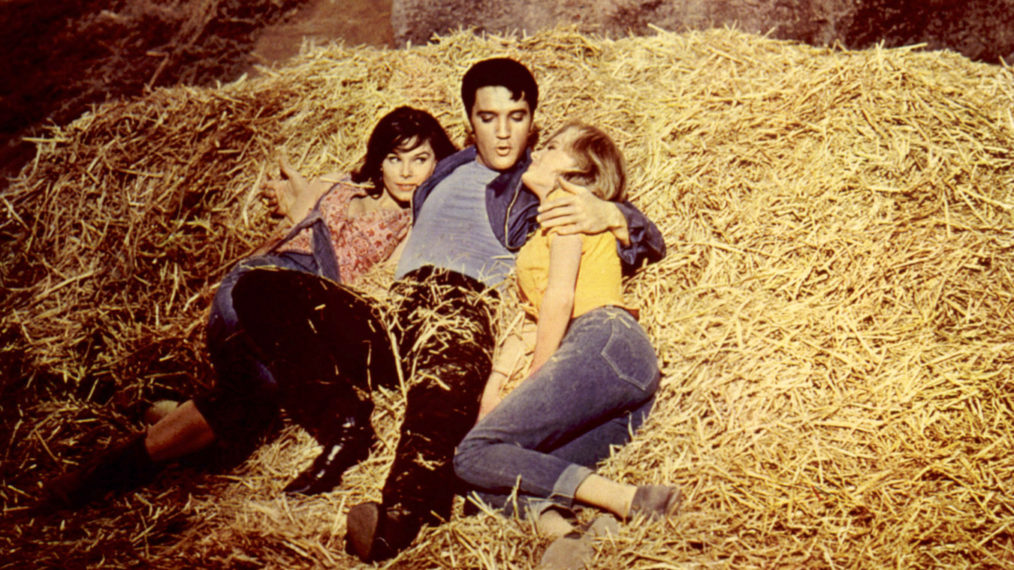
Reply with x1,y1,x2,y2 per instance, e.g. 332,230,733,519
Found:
846,0,1014,63
392,0,1014,64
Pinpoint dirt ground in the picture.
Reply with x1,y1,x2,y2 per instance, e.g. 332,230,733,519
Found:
248,0,392,66
0,0,392,190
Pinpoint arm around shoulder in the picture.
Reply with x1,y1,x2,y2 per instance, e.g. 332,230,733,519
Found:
537,178,665,272
614,200,665,273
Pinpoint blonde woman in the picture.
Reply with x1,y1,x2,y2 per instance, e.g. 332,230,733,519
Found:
454,123,680,567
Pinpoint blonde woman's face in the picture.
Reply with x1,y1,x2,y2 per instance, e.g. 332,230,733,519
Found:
521,128,578,199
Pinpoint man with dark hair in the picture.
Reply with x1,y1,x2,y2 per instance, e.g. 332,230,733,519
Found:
338,57,665,562
460,56,540,124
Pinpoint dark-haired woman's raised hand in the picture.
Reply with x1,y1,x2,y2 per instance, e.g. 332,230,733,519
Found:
262,156,335,224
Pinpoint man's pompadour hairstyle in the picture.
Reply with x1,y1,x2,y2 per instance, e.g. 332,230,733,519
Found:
461,58,539,116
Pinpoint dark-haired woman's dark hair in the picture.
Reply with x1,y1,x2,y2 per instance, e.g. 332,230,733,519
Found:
351,106,456,196
461,58,539,116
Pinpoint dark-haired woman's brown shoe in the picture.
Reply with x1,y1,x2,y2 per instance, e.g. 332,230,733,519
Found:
41,433,158,510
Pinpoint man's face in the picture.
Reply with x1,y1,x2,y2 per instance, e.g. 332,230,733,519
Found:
469,86,532,171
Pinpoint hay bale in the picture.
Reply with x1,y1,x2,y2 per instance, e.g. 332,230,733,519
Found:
2,25,1013,568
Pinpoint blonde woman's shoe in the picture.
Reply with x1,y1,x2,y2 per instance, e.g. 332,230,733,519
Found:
628,484,682,520
537,515,619,569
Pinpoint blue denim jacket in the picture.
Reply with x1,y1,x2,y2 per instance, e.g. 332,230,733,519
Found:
411,147,666,273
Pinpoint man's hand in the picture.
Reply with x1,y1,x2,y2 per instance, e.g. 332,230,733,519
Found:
537,178,630,245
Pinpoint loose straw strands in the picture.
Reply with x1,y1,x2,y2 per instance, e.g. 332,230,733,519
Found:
2,26,1013,568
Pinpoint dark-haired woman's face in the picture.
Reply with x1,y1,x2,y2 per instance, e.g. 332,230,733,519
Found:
381,140,437,205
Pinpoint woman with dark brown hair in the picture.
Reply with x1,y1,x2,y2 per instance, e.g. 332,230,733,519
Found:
44,106,455,507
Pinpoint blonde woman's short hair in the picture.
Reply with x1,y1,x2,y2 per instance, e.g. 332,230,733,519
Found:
555,121,626,202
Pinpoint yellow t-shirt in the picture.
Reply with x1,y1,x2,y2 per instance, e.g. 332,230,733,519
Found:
515,227,634,319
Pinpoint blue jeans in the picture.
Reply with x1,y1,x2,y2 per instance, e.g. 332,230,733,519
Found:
454,305,659,516
195,200,342,445
195,251,323,443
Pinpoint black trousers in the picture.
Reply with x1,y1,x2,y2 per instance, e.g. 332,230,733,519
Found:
201,264,497,550
380,266,498,543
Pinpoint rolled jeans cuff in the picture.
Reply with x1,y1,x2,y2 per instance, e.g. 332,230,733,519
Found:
534,463,594,516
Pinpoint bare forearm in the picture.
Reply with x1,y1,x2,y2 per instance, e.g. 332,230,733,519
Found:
531,290,573,372
477,371,507,422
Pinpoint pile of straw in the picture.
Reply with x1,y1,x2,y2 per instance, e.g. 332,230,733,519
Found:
3,25,1013,568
